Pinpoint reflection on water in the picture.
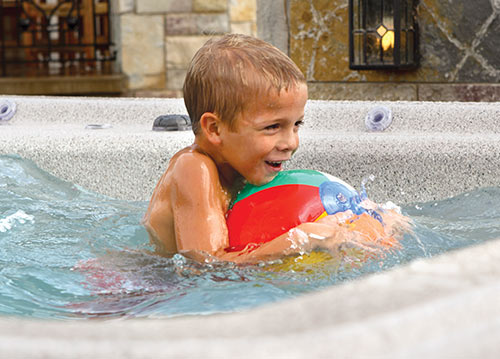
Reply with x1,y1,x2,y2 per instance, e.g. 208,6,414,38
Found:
1,155,499,319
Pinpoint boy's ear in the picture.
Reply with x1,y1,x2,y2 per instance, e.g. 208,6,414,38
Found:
199,112,223,145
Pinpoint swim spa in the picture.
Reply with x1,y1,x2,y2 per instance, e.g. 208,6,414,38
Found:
0,96,499,357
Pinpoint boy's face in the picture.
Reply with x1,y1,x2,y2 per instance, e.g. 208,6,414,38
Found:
219,83,308,186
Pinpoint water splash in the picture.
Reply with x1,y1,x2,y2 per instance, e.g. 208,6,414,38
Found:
0,210,34,233
360,174,376,200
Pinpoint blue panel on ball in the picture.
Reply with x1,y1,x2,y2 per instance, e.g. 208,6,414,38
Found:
319,181,365,216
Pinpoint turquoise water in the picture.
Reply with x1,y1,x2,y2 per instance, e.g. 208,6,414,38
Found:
1,155,499,319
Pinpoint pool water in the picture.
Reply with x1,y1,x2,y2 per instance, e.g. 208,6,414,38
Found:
1,155,499,319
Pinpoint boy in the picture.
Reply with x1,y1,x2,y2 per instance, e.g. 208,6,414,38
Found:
142,34,353,263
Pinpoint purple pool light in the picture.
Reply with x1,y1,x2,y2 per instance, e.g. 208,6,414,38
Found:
0,99,16,123
365,106,392,132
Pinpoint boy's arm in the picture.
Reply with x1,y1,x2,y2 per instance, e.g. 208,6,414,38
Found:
170,152,230,255
218,214,351,263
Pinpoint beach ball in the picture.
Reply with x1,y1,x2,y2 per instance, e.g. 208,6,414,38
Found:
226,169,367,252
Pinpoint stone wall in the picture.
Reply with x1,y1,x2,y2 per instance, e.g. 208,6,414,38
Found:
111,0,499,101
287,0,500,101
111,0,257,97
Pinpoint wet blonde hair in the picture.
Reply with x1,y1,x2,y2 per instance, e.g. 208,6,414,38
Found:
183,34,306,135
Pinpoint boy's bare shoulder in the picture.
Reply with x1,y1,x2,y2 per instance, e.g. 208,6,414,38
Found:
170,146,219,186
171,146,217,171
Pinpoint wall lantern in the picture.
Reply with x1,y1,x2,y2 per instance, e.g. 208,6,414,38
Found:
349,0,419,70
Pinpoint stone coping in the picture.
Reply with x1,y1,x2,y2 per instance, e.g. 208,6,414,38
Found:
0,96,499,203
3,95,500,132
0,96,499,357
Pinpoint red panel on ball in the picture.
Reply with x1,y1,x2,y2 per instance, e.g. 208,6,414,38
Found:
226,184,325,252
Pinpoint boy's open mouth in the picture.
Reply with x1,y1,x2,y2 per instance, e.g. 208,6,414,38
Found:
265,161,283,169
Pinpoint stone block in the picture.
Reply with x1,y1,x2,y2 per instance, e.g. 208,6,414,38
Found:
193,0,227,13
195,14,229,34
166,14,196,35
166,13,229,35
130,89,183,98
456,56,499,82
110,0,134,14
137,0,192,13
416,4,464,82
127,73,166,90
475,15,500,80
121,14,165,79
420,0,493,48
418,84,500,102
230,21,254,36
307,82,417,101
167,69,187,90
0,75,126,95
256,0,288,54
289,0,352,81
230,0,256,22
166,36,216,70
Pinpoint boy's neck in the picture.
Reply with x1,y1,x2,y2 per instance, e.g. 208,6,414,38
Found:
193,136,244,193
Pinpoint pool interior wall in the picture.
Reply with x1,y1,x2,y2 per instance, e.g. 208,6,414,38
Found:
0,96,499,357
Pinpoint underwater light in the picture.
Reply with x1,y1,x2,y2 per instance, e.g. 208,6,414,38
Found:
365,106,392,131
0,99,16,123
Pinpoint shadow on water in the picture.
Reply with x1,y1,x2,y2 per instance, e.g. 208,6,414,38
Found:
1,155,499,319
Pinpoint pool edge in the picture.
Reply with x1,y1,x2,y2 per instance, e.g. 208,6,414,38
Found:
1,96,499,357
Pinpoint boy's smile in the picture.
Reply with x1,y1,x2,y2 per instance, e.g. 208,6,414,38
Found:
218,83,308,186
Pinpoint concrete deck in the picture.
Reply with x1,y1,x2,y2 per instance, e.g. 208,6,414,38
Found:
0,96,499,358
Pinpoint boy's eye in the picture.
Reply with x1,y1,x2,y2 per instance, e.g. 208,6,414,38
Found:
264,124,280,130
295,120,304,127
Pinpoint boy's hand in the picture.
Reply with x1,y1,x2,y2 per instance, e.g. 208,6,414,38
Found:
285,211,354,255
316,210,354,226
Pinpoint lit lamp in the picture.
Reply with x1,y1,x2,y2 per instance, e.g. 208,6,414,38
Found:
349,0,418,70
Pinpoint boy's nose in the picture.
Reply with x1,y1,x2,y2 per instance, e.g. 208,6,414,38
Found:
277,132,299,152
